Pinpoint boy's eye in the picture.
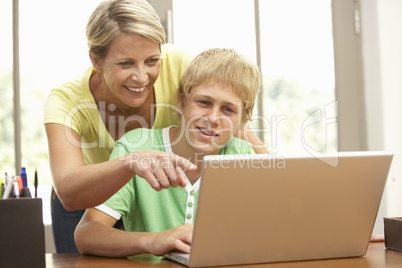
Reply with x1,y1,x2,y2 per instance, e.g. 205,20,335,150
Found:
198,100,210,106
223,106,235,114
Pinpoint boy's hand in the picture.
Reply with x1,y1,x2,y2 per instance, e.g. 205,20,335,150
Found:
128,150,197,191
147,223,193,256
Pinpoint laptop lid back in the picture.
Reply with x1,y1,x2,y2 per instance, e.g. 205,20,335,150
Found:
187,151,393,267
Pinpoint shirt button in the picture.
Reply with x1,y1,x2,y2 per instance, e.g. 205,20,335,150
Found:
190,190,195,196
186,214,192,219
188,202,193,208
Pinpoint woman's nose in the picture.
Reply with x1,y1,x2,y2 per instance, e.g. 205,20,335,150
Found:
131,66,147,83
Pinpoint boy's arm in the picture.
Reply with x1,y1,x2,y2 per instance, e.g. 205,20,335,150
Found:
235,124,269,154
75,208,193,257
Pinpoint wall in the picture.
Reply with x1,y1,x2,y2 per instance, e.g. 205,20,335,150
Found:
361,0,402,234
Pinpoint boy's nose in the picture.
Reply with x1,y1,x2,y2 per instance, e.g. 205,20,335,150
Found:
204,108,220,125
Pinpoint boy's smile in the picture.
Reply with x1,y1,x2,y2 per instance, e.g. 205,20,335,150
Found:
197,127,218,138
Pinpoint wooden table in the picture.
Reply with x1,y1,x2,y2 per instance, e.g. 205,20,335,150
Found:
45,242,402,267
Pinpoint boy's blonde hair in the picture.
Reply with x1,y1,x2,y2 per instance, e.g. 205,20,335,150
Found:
86,0,166,59
178,48,260,123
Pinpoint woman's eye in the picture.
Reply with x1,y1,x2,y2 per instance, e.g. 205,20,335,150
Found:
147,58,160,65
119,62,132,67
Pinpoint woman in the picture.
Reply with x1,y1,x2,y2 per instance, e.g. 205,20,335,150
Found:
44,0,267,253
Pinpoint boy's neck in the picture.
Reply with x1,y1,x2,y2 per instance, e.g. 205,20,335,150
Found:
169,126,204,184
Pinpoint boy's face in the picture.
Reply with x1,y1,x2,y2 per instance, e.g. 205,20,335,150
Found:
178,82,243,155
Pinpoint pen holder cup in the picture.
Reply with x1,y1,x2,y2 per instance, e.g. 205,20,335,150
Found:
384,217,402,252
0,198,45,268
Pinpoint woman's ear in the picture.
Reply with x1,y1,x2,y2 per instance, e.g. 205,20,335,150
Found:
89,53,103,74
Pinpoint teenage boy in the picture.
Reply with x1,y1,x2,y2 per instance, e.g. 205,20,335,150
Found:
74,48,261,257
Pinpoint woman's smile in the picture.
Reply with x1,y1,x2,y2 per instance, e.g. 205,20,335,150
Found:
124,85,147,94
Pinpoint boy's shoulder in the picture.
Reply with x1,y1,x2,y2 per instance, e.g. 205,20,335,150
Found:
123,127,160,136
221,137,254,155
116,128,164,151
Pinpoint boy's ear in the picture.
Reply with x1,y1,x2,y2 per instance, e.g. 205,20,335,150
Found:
89,53,103,74
176,94,183,111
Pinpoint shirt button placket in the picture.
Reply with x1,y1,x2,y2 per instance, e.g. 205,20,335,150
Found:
185,191,195,224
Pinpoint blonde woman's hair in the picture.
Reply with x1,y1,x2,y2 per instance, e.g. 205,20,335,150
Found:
178,48,260,123
86,0,166,59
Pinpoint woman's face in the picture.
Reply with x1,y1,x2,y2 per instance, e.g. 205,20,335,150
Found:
94,32,161,110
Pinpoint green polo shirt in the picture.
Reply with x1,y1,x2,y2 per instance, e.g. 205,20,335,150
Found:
97,127,254,232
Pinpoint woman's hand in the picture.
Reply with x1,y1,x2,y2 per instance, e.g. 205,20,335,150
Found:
146,223,194,256
128,150,197,191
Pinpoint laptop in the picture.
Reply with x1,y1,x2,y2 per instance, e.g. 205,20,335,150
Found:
164,151,393,267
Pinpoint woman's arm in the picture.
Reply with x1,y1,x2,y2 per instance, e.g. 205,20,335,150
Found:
45,123,196,211
235,124,269,154
75,208,193,257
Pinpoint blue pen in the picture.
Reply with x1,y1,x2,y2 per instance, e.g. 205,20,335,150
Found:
21,167,28,188
20,167,32,197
